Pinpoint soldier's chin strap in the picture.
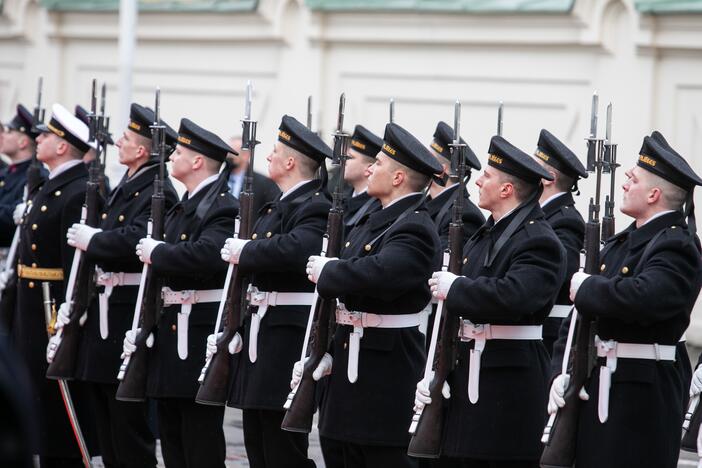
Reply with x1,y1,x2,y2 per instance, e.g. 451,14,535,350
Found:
195,159,235,222
483,183,544,268
685,188,696,239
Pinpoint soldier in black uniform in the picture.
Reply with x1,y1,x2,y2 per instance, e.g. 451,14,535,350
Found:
0,105,40,247
342,125,382,236
66,104,179,468
531,129,587,358
10,103,98,467
302,122,442,468
222,115,331,468
550,134,702,468
128,118,239,468
426,121,484,250
423,135,565,468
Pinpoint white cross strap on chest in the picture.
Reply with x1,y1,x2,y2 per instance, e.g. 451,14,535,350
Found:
161,287,223,360
95,268,143,339
457,321,543,404
548,305,572,319
336,302,430,384
595,335,676,424
246,285,315,363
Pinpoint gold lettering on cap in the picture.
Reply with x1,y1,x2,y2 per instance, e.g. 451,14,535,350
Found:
639,154,657,167
488,154,503,165
128,121,141,131
279,130,292,142
47,123,65,138
431,142,444,153
178,136,192,145
382,143,396,156
351,140,366,150
535,149,549,162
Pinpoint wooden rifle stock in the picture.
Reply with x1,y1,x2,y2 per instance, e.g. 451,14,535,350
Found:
46,164,102,379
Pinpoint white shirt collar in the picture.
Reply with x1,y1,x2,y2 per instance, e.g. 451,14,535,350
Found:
48,159,83,180
640,209,676,227
540,191,567,208
384,191,422,209
281,179,313,200
352,187,368,198
189,174,219,198
494,204,519,224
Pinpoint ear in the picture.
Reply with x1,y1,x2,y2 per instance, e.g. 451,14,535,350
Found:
648,186,663,205
499,181,514,199
191,154,204,170
136,144,148,160
17,135,28,150
392,169,405,188
284,154,295,171
56,140,69,156
542,170,556,187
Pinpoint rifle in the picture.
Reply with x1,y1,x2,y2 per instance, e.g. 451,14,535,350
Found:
540,92,604,468
306,96,313,131
27,77,46,196
407,100,466,458
46,80,104,379
600,103,618,241
92,84,111,198
389,98,395,124
195,81,258,405
42,282,92,467
281,93,350,433
497,101,504,136
115,88,168,401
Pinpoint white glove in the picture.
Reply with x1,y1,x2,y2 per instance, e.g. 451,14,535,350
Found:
67,223,102,251
548,373,570,415
428,271,459,300
306,255,338,284
136,237,164,264
569,271,591,302
691,365,702,397
220,238,250,265
121,328,154,359
414,373,451,412
0,269,14,290
13,202,26,225
206,332,243,361
290,353,333,389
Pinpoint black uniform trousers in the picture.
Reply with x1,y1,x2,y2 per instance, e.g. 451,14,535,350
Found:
432,459,538,468
87,382,156,468
157,398,225,468
242,408,315,468
321,438,417,468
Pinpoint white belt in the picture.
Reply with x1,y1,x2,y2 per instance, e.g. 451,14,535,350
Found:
246,286,315,363
595,335,676,424
548,304,572,319
161,287,223,360
95,268,142,340
336,302,429,384
458,321,542,404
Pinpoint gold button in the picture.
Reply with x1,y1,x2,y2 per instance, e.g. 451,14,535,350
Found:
31,223,38,230
463,257,468,264
252,233,258,240
118,215,125,222
180,234,187,241
40,205,47,212
345,241,350,247
266,232,272,238
134,192,139,197
315,192,320,196
28,281,35,288
267,208,272,214
31,263,37,268
621,266,629,274
220,193,225,197
600,264,606,272
27,200,32,206
0,181,4,187
364,244,371,252
343,342,347,350
171,324,177,331
101,213,107,220
672,226,677,229
54,190,61,196
529,220,534,224
31,244,37,251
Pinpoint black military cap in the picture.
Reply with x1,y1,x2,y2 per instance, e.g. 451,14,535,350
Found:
36,103,91,153
176,118,236,162
278,115,332,163
350,124,383,159
381,123,443,177
534,129,587,180
638,135,702,191
128,103,178,150
74,105,115,146
5,104,39,139
431,121,481,171
487,135,553,183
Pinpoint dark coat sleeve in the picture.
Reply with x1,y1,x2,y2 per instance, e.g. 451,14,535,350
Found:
59,191,87,300
150,203,237,277
551,215,584,286
238,199,327,274
316,219,437,302
445,232,565,321
575,232,702,325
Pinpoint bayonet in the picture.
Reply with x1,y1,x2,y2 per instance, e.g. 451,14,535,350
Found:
497,102,503,136
389,98,395,124
306,95,312,131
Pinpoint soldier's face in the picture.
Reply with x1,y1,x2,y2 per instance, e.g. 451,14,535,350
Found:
116,129,145,166
621,166,651,218
266,143,287,183
475,166,502,211
0,129,20,156
35,132,60,163
367,153,395,199
344,149,373,185
169,144,196,181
